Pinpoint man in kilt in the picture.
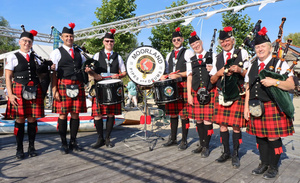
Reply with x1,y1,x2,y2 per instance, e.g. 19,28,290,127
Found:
187,31,216,157
85,29,126,148
161,27,194,150
50,23,87,154
244,27,294,179
5,29,44,159
210,27,249,168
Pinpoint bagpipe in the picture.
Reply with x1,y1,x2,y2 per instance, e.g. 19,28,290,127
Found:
188,29,217,105
258,18,295,118
221,19,262,102
51,26,99,84
21,25,54,98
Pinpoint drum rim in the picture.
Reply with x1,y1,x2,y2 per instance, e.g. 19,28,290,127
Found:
125,45,165,86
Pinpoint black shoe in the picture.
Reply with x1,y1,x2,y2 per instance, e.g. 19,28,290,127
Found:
69,141,83,152
28,146,38,157
16,149,25,159
201,147,210,158
162,139,177,147
191,146,203,154
60,145,69,155
263,166,278,179
178,141,187,151
252,164,269,175
91,138,105,149
105,138,114,148
232,154,240,169
215,152,231,163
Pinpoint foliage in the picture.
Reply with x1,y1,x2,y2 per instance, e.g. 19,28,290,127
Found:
0,16,19,54
148,0,194,58
284,33,300,47
83,0,138,60
218,0,254,54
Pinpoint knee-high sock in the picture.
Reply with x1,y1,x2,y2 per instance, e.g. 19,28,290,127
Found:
70,118,80,142
94,119,104,139
106,116,114,139
58,118,68,145
220,131,230,154
14,122,24,150
232,132,242,155
204,124,213,148
256,137,269,165
27,121,37,147
170,117,178,141
268,138,283,168
196,123,205,147
181,118,189,142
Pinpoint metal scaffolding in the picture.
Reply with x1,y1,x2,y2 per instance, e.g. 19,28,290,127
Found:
0,0,282,43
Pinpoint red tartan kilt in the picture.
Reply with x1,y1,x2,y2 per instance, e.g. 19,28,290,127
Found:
246,101,294,138
165,81,188,118
52,79,87,114
6,82,44,119
91,97,121,116
213,90,246,128
188,88,215,121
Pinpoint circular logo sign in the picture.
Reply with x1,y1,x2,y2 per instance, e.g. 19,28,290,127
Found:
164,86,174,97
126,46,165,86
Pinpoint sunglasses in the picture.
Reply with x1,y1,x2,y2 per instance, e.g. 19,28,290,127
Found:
104,40,114,43
172,38,181,42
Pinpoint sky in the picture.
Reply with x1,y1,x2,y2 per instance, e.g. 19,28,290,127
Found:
0,0,299,52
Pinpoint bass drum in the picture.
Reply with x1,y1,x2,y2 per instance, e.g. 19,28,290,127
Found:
96,79,124,105
153,79,181,104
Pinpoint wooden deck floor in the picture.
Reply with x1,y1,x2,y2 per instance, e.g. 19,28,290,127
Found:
1,119,300,183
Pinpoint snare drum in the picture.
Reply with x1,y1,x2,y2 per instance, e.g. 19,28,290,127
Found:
96,79,124,105
153,79,180,104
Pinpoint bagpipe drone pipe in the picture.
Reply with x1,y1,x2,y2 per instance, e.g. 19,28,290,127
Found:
221,19,262,102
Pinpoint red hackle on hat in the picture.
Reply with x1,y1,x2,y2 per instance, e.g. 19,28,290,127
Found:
68,22,75,29
29,30,38,36
175,27,180,32
110,29,116,35
224,26,233,32
190,31,197,37
258,27,268,36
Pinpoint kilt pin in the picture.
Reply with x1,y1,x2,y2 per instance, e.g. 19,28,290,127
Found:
6,81,44,119
52,79,87,114
165,81,188,119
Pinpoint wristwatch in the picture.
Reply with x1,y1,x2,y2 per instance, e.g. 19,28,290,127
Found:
275,79,280,87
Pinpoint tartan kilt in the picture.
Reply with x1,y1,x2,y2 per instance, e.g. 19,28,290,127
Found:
6,82,44,119
188,87,215,121
246,101,294,138
213,90,246,128
165,81,188,118
91,97,122,116
52,79,87,114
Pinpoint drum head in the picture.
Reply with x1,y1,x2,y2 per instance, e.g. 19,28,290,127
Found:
126,46,165,86
97,79,122,84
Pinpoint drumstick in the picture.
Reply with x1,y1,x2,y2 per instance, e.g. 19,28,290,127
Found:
164,70,180,79
102,73,122,79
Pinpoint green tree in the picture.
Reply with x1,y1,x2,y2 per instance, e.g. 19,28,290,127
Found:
284,33,300,47
84,0,138,59
0,16,19,54
219,0,254,53
148,0,194,58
